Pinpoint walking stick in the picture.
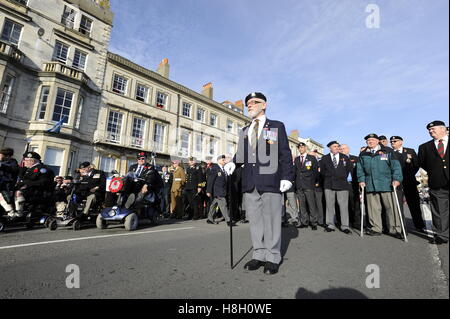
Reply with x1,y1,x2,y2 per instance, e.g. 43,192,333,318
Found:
393,186,408,243
228,172,234,269
360,185,365,237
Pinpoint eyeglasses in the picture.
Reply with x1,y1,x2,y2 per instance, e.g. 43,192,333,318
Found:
390,140,399,143
246,101,264,107
138,157,146,160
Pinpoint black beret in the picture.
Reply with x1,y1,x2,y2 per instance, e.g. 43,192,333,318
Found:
245,92,267,105
327,141,340,148
79,161,91,169
64,176,73,180
24,151,41,160
390,136,403,141
378,135,387,140
0,147,14,156
297,142,306,147
137,151,147,159
427,120,446,129
217,155,226,161
364,133,379,140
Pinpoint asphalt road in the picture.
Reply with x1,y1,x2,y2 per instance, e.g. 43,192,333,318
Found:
0,206,448,299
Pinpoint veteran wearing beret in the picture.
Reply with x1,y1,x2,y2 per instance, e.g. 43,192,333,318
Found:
170,159,186,219
224,92,295,275
76,161,106,215
418,121,449,244
183,156,205,220
390,135,426,233
0,148,19,216
357,134,403,238
10,152,55,218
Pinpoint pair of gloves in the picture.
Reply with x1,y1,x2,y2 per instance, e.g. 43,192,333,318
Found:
223,162,292,193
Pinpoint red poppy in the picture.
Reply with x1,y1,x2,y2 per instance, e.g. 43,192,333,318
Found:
33,168,38,173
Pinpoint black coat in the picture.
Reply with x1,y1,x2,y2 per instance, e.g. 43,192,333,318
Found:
294,154,318,190
394,147,420,187
348,155,359,189
207,165,228,198
77,169,106,197
320,153,352,191
234,118,294,193
185,165,204,190
0,157,19,191
418,140,449,189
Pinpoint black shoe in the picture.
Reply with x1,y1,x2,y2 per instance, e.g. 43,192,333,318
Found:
282,221,289,228
227,221,237,227
311,225,318,231
324,226,335,232
206,219,218,225
365,229,382,236
391,232,404,240
244,259,266,271
297,224,308,229
263,262,279,275
430,237,448,245
342,229,352,235
240,219,249,224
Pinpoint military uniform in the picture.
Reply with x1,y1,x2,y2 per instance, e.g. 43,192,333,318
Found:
171,164,186,218
183,161,204,220
161,169,172,214
347,154,364,229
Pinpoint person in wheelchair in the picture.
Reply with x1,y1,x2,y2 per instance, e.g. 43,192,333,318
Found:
125,152,163,219
54,176,74,213
76,162,106,216
10,151,54,219
0,148,19,216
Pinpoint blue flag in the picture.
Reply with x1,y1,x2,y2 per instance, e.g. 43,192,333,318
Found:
46,116,67,133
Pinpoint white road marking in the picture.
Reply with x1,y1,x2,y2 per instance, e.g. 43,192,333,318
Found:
0,227,195,251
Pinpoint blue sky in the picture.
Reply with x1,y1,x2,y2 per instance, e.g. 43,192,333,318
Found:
109,0,449,154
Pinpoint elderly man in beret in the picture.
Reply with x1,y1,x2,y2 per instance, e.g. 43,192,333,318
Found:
390,135,426,233
0,148,19,216
224,92,294,275
418,121,449,245
357,134,403,238
76,162,106,215
170,159,185,219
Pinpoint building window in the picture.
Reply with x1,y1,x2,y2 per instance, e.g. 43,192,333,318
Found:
112,74,127,95
153,123,165,152
53,41,69,64
1,19,23,46
182,102,191,118
61,5,76,29
100,156,116,175
227,142,235,155
180,130,190,156
237,124,243,133
74,96,84,129
209,137,217,155
156,92,167,109
36,86,50,120
79,15,93,37
45,147,64,176
131,117,145,148
0,74,15,114
195,134,203,153
52,88,73,124
106,111,123,143
210,113,217,127
196,108,205,122
135,84,148,102
12,0,28,5
227,120,233,133
73,49,87,70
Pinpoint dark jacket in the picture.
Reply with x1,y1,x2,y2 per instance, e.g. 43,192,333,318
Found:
16,163,55,192
234,118,294,193
348,155,359,189
207,165,228,198
418,140,449,189
320,153,352,191
185,165,204,190
0,157,19,190
294,154,318,190
77,169,106,198
394,147,420,187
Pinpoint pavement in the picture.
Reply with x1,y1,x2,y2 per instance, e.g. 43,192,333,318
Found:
0,205,448,299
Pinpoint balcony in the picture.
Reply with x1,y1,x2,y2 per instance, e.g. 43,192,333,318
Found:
0,40,23,63
94,130,166,153
42,61,89,86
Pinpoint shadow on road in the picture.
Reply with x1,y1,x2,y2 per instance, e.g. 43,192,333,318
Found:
295,287,368,299
281,225,299,258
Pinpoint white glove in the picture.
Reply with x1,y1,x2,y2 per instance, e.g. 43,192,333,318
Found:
280,180,292,193
224,162,236,176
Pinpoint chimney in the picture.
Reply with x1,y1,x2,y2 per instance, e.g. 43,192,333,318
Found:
202,82,213,99
234,100,244,111
157,58,170,78
289,130,299,140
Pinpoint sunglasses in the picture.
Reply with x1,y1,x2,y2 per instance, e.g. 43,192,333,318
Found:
390,140,400,143
246,101,264,107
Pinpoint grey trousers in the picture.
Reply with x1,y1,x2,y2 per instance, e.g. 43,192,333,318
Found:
315,190,325,225
244,188,283,264
366,192,401,234
83,194,97,215
297,189,318,226
429,188,449,241
324,189,350,230
285,191,299,222
208,197,230,222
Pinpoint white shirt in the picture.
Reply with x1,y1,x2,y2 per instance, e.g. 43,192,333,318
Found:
330,153,340,163
434,135,448,154
136,165,144,177
248,114,266,146
369,145,381,153
300,153,308,164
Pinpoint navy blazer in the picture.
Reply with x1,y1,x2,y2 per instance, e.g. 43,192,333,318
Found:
418,140,449,189
394,147,420,186
234,118,294,193
320,153,352,191
294,154,319,190
207,165,228,198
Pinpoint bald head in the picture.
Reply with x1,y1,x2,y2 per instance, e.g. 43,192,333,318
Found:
340,144,350,155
